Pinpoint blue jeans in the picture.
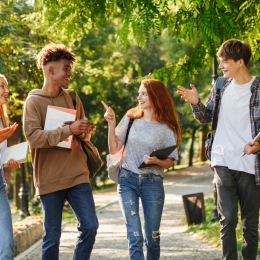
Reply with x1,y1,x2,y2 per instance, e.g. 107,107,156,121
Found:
117,168,165,260
40,183,98,260
214,166,260,260
0,171,14,260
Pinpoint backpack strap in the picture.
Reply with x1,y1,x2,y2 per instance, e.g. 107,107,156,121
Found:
212,77,226,131
214,77,226,92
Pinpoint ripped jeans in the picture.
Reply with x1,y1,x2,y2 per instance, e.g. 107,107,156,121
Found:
117,168,165,260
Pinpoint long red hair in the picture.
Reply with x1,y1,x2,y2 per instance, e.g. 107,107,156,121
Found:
126,79,181,145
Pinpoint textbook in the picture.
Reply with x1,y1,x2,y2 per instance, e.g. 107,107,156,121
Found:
138,145,178,169
44,105,76,149
3,142,29,167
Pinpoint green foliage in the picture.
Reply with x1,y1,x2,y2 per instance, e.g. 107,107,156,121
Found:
26,0,260,80
0,0,45,118
2,0,260,194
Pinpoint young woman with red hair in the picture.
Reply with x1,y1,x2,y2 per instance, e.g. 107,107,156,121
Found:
104,79,181,260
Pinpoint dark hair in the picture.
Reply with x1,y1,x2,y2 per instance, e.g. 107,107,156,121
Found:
217,39,251,66
37,43,76,69
126,79,182,145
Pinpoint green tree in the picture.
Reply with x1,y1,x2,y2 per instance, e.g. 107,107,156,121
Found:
32,0,260,80
0,0,50,208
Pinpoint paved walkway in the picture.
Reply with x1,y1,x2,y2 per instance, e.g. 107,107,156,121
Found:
15,164,223,260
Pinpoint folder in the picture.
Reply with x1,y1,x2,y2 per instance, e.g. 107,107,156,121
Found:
44,105,76,149
138,145,178,169
3,142,29,167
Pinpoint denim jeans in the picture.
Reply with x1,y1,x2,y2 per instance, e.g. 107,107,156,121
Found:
214,166,260,260
117,168,165,260
0,171,14,260
40,183,98,260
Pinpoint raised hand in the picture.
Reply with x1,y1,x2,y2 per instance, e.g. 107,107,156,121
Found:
102,101,116,127
177,84,200,105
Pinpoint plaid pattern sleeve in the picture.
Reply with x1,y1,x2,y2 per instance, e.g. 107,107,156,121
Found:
191,99,212,124
254,154,260,185
191,83,219,124
250,76,260,185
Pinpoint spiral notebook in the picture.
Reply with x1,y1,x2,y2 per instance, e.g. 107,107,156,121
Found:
138,145,178,169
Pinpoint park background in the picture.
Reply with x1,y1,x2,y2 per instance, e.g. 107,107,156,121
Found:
1,0,260,219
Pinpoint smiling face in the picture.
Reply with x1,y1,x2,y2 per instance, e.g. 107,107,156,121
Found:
218,56,243,79
0,76,9,106
137,84,151,110
49,59,73,88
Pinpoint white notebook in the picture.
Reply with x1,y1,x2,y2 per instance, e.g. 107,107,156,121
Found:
44,105,76,149
3,142,29,167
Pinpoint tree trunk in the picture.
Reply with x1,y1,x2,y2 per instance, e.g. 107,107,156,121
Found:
14,174,21,210
188,128,197,166
6,116,22,208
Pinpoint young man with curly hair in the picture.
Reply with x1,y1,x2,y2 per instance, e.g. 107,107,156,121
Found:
23,43,98,260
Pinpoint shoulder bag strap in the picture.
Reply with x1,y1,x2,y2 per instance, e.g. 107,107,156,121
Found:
124,118,134,146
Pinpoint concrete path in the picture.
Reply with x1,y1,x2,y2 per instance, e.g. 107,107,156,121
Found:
14,164,223,260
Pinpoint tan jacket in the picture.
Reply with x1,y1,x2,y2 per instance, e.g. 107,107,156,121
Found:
23,89,89,195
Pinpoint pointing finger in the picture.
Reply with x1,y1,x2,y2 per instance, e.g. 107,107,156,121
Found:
101,101,109,109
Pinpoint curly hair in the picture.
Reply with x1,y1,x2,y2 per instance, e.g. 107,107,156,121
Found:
126,79,182,145
37,43,76,69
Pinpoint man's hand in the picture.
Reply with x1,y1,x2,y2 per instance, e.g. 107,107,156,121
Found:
242,141,260,155
177,84,200,105
64,119,96,136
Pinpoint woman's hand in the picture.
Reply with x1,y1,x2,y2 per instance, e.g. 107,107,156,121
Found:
7,158,20,170
101,101,122,153
0,123,18,143
143,155,174,169
102,101,116,127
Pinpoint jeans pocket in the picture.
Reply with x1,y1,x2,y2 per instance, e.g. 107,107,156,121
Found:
119,168,131,178
152,174,163,183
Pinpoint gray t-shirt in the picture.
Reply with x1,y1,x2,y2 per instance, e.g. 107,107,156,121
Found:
116,116,178,176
